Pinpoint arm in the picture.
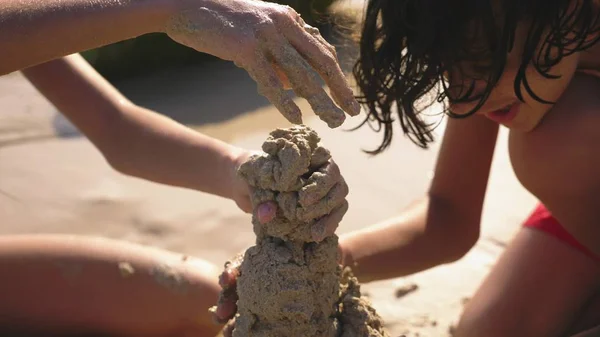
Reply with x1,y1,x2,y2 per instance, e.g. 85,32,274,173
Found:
340,115,500,282
1,0,358,125
22,54,244,202
0,0,171,74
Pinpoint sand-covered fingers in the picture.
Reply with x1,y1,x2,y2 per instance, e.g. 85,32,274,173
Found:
247,55,302,124
256,200,278,224
212,254,244,323
222,319,236,337
298,159,342,207
312,200,349,242
218,253,243,289
298,179,349,222
166,0,357,128
212,288,238,324
266,35,347,128
280,14,360,117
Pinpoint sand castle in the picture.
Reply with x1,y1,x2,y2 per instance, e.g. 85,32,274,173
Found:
214,125,388,337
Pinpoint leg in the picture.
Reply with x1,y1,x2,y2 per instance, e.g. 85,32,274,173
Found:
0,234,223,337
567,289,600,336
570,324,600,337
455,227,600,337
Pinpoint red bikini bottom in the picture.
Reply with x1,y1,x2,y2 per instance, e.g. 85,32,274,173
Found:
523,204,599,262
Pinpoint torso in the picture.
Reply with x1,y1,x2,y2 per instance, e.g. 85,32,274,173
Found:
507,45,600,250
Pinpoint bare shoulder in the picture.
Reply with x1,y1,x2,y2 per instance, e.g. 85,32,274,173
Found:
509,73,600,197
509,73,600,254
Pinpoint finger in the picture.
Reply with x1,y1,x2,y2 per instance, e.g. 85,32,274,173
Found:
309,146,331,169
298,180,349,221
214,288,238,323
219,253,244,289
298,161,342,207
280,16,361,117
312,200,349,242
246,54,302,124
266,37,347,128
222,319,236,337
273,63,291,90
218,267,239,289
257,201,277,224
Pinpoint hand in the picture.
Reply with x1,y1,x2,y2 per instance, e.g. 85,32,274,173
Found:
165,0,360,128
228,149,349,241
227,149,282,224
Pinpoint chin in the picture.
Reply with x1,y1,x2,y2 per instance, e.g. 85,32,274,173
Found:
508,116,544,132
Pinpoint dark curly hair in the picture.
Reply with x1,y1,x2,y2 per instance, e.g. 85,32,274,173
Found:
352,0,600,153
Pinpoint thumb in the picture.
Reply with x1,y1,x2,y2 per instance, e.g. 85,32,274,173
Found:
256,201,277,224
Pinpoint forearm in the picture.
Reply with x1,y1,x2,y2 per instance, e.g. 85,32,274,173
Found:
0,0,173,74
339,195,479,283
109,104,243,199
22,54,242,199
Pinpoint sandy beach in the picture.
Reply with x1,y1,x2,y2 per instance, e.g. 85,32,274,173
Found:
0,27,539,334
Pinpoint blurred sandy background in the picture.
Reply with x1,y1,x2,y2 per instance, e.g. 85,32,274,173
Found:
0,2,538,335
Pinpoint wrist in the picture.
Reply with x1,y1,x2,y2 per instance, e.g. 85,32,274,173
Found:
136,0,189,33
160,0,217,29
219,145,247,200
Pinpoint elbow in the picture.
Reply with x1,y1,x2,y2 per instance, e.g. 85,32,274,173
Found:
427,194,481,264
105,152,126,175
99,131,134,177
104,147,135,177
440,223,479,264
95,105,137,176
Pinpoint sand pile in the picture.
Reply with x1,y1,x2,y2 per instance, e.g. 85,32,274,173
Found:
215,125,388,337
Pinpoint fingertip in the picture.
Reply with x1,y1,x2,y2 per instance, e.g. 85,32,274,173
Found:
257,201,277,224
311,220,327,242
326,113,345,128
347,98,361,116
283,98,302,124
222,319,236,337
317,104,346,128
325,219,341,238
218,269,238,289
215,301,237,323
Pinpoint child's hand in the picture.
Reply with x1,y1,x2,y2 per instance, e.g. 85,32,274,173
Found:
165,0,360,128
228,150,349,241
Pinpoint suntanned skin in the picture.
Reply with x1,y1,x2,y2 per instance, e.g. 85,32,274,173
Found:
3,0,600,336
2,50,348,336
0,0,359,126
341,44,600,282
336,29,600,337
4,52,349,336
21,54,249,206
21,52,347,241
1,0,358,333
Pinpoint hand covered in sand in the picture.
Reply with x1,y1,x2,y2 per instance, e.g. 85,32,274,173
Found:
229,150,281,222
165,0,360,128
230,150,349,238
